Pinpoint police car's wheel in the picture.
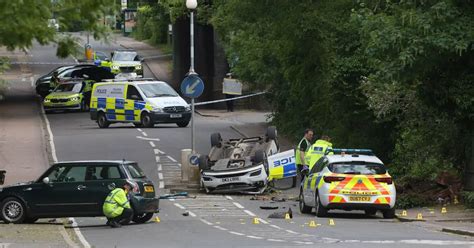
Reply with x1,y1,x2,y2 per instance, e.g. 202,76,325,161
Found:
141,113,154,128
210,133,222,147
315,192,328,217
1,197,26,224
299,189,312,214
198,155,210,171
382,208,395,219
253,150,265,164
97,112,110,128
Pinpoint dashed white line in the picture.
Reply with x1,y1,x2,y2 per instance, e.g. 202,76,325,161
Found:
149,141,155,147
258,218,269,224
232,202,244,209
136,136,160,141
269,224,281,229
174,203,186,210
225,196,233,200
141,132,148,137
200,219,213,226
154,148,165,154
157,164,162,171
244,210,256,217
137,128,143,132
286,230,298,234
158,173,163,180
229,231,244,236
155,156,160,163
267,239,285,242
167,155,177,162
188,211,197,217
246,236,263,240
158,181,164,189
214,226,228,231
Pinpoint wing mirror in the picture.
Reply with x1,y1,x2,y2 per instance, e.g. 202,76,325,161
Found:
42,177,50,184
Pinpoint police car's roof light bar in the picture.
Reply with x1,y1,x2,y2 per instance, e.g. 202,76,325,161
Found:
326,148,374,156
102,78,155,83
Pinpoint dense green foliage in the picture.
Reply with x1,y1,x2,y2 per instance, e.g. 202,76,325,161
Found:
210,0,473,181
133,4,170,45
0,0,113,58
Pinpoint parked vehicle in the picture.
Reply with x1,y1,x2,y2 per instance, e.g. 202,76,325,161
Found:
43,79,94,113
98,49,143,77
0,160,159,224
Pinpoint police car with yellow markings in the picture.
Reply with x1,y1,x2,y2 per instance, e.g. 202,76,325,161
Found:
299,149,396,218
90,79,191,128
43,79,94,113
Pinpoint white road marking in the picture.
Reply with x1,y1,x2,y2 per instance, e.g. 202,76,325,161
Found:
244,210,256,217
286,230,298,234
149,141,155,147
167,155,177,162
225,196,233,200
200,219,213,226
269,224,281,229
258,218,269,224
169,199,175,202
157,164,162,171
154,148,165,154
158,181,164,189
188,211,197,217
30,76,34,87
246,236,263,240
214,226,227,231
136,128,142,132
232,202,244,209
174,203,186,210
68,218,91,248
158,173,163,180
229,231,244,236
155,156,160,163
136,136,160,141
141,132,148,137
267,239,285,242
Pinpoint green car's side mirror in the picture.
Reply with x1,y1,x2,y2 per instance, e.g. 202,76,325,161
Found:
42,177,50,184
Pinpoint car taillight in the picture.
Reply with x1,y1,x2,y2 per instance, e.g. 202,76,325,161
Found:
375,177,392,184
323,176,345,183
127,180,140,194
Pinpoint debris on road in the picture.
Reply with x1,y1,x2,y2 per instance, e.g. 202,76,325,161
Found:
271,196,286,202
250,195,270,201
159,192,189,199
182,212,190,216
268,208,292,219
259,206,279,210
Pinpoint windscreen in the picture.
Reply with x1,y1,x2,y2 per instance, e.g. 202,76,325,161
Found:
55,83,82,93
328,162,386,175
113,52,137,61
138,83,178,98
127,164,146,178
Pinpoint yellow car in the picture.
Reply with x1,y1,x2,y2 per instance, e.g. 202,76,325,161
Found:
43,80,93,113
300,149,396,218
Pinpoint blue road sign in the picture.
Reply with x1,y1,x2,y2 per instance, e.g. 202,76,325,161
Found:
181,74,204,98
189,154,199,166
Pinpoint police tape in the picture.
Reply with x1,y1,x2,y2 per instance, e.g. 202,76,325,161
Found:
142,54,172,61
194,92,267,106
9,61,87,65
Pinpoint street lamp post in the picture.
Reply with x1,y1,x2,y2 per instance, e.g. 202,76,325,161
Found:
186,0,198,153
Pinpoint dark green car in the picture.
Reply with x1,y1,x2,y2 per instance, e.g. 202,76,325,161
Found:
0,161,159,224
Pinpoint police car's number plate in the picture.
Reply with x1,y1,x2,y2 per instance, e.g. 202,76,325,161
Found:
144,186,154,192
349,196,370,202
170,114,182,118
222,177,239,182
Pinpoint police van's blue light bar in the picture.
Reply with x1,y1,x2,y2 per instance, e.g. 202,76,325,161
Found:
326,148,374,155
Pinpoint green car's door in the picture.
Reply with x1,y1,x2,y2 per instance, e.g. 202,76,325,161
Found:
27,165,94,217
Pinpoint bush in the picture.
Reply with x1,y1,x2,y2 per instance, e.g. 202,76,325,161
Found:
395,193,429,209
462,191,474,209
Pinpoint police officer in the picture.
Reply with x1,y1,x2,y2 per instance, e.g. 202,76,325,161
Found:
50,71,60,89
306,135,333,171
295,129,314,183
103,181,133,228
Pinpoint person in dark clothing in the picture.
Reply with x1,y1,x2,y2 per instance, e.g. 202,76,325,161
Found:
295,128,314,183
225,94,234,112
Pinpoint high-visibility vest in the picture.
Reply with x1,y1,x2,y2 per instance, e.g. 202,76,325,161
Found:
305,139,333,170
102,188,131,218
295,138,310,165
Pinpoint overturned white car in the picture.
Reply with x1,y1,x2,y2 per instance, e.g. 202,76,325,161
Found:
199,127,279,193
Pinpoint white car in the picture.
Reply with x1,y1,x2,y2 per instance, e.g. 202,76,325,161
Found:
199,127,279,194
300,149,396,218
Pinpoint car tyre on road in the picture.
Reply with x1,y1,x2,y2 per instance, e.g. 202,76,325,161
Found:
210,133,222,148
97,112,110,128
133,123,143,128
299,189,312,214
132,213,154,224
176,121,189,128
141,112,154,128
382,208,396,219
1,197,27,224
314,192,328,217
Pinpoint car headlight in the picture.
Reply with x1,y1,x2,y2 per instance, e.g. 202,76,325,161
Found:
44,98,51,103
70,97,79,101
135,65,142,69
152,106,162,113
112,65,119,70
185,105,191,111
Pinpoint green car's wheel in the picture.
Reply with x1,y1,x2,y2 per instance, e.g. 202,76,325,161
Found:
1,197,26,224
132,213,154,224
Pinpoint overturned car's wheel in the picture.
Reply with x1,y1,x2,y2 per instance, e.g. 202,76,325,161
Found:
132,213,154,224
199,155,210,171
266,126,277,140
253,150,265,164
210,133,222,147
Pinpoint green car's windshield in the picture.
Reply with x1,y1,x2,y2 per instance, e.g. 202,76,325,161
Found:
55,83,82,93
113,52,137,61
138,83,178,98
127,164,146,178
328,162,386,175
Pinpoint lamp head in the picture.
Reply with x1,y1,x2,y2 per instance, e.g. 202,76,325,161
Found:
186,0,198,10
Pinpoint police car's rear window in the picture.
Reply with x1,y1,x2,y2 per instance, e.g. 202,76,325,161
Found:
328,162,386,175
126,164,146,178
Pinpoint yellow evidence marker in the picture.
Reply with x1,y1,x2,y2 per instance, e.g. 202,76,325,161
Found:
253,218,260,224
309,220,317,228
285,213,291,220
441,207,447,214
417,213,423,220
401,210,407,217
329,219,335,226
154,217,161,223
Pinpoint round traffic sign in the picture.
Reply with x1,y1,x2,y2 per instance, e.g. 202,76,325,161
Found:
180,74,204,98
189,154,200,166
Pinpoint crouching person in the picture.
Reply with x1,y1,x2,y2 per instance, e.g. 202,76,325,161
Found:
103,181,133,228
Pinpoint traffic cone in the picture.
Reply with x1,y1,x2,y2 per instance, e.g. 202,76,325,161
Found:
416,213,423,220
154,216,161,223
401,210,407,217
441,207,447,214
309,220,317,227
253,218,260,224
329,219,335,226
